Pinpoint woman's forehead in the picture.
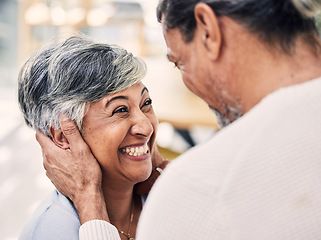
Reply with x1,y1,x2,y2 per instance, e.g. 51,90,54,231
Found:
103,81,148,101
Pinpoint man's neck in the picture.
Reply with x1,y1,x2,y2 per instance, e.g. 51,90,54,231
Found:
238,36,321,113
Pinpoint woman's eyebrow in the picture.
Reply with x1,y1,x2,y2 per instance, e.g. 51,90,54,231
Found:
106,96,128,107
106,87,148,107
141,87,149,95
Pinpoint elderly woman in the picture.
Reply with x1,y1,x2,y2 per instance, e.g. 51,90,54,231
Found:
18,35,167,240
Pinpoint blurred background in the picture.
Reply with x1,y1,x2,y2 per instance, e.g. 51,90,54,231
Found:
0,0,218,239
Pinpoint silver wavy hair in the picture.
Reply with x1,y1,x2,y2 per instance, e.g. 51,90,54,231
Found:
18,35,146,137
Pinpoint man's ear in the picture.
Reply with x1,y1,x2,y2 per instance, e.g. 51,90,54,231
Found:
49,126,70,150
194,3,222,60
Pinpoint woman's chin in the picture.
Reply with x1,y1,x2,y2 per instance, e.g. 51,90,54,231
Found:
130,169,152,183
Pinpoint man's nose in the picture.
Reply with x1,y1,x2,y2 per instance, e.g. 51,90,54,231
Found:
130,110,153,138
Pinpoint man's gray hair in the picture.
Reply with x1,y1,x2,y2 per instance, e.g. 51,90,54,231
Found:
157,0,321,54
292,0,321,17
18,35,146,137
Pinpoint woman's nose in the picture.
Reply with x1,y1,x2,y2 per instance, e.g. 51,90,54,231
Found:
130,111,153,138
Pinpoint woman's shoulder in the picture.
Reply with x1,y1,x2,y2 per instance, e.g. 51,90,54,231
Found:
19,190,80,240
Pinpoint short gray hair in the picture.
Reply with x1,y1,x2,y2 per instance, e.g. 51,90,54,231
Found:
18,35,146,137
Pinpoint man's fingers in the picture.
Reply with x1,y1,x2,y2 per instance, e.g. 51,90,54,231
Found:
59,114,86,151
36,131,55,149
36,131,59,168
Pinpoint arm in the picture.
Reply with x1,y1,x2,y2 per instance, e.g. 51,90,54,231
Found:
36,115,109,224
79,220,120,240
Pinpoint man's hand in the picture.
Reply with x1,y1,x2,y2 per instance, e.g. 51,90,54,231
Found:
36,115,109,224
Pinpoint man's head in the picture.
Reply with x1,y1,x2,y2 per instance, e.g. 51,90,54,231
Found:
157,0,321,127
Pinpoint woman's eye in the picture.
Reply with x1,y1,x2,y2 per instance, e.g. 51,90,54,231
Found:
141,98,152,112
112,106,128,115
143,98,152,107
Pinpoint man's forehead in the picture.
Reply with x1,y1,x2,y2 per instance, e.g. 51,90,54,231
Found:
162,29,177,61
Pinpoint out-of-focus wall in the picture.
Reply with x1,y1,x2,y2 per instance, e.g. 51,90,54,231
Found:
1,0,166,90
17,0,166,65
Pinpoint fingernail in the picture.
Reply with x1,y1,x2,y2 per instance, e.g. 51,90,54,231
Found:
59,113,70,122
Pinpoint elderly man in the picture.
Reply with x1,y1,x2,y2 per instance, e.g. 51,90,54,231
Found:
36,0,321,239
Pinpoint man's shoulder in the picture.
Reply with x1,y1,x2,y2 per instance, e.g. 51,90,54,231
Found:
19,190,80,240
160,117,253,181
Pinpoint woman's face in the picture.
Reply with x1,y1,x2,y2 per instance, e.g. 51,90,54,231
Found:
81,82,158,185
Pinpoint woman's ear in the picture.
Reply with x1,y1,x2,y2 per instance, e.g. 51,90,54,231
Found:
194,3,222,60
49,126,70,150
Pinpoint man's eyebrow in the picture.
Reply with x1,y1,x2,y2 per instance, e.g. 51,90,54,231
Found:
106,96,128,107
141,87,149,95
167,53,177,64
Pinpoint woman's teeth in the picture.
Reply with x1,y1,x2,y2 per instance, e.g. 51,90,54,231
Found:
122,145,149,156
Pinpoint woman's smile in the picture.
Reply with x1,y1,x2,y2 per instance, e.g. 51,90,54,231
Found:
120,143,149,157
120,145,151,161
